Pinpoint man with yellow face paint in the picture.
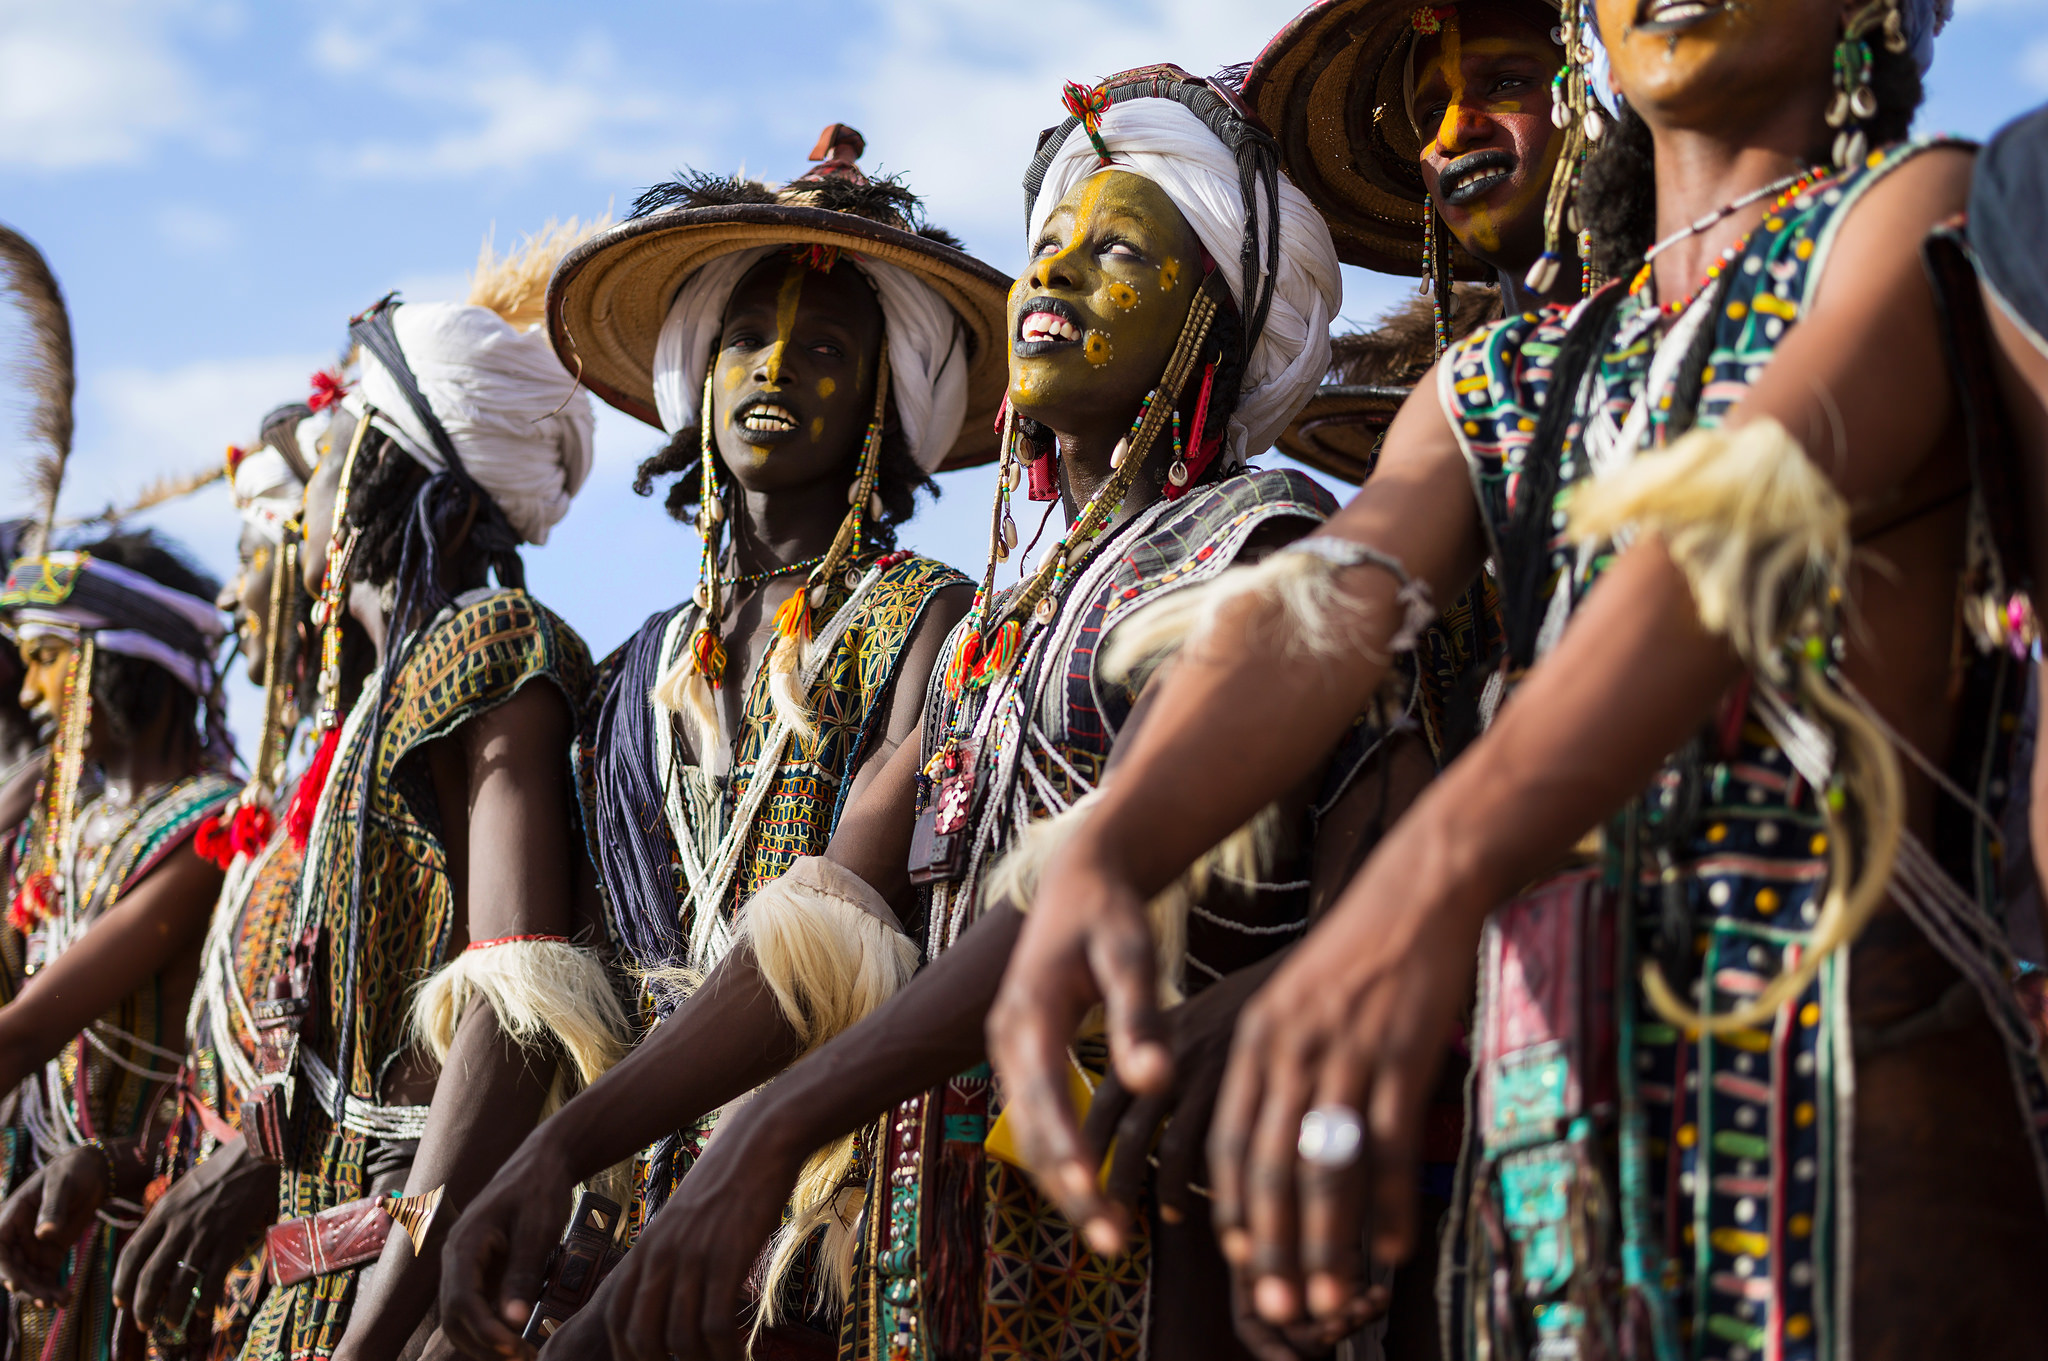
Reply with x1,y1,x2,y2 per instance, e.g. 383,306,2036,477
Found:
1249,0,1580,355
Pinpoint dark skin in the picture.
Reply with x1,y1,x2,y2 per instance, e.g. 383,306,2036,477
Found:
324,444,602,1361
1006,15,1575,1348
218,524,281,687
480,169,1374,1361
0,636,224,1347
437,255,970,1360
111,494,347,1357
992,1,2044,1352
1411,5,1578,313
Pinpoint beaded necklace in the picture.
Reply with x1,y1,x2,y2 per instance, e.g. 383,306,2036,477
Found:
719,552,829,594
942,276,1223,697
1628,167,1828,319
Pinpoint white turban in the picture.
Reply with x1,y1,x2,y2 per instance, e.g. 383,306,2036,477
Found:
648,247,971,472
1027,98,1342,462
351,301,595,546
229,446,303,545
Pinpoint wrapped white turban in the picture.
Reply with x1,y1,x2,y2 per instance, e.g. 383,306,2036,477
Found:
648,248,971,472
229,446,304,546
352,302,595,546
1027,98,1342,462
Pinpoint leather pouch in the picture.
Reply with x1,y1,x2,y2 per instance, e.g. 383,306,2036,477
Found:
907,742,976,887
265,1197,393,1287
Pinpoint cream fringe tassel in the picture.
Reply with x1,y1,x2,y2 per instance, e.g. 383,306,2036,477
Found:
409,938,633,1200
744,857,918,1335
1565,417,1904,1033
651,660,723,775
984,791,1284,1012
1100,544,1393,687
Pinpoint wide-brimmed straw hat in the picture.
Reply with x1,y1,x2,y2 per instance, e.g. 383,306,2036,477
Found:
547,126,1013,470
1275,383,1408,482
1244,0,1557,276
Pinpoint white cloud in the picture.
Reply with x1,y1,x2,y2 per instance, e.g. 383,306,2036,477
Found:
0,0,228,169
841,0,1290,271
2025,36,2048,92
334,33,713,182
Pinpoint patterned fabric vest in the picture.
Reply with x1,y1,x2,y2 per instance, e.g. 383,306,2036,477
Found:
170,785,306,1360
241,589,590,1361
844,469,1339,1361
1438,139,2048,1361
3,770,238,1361
579,550,966,1242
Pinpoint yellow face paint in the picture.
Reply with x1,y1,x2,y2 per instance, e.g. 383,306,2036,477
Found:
816,377,836,400
1084,331,1112,366
1107,281,1139,310
811,416,825,441
1159,258,1180,292
1422,15,1466,161
764,259,806,386
1413,25,1559,254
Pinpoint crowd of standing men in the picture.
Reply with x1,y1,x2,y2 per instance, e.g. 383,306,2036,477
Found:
1,1,2047,1359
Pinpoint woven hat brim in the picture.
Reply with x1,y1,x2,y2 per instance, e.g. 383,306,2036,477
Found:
1246,0,1555,277
547,204,1014,471
1274,384,1409,483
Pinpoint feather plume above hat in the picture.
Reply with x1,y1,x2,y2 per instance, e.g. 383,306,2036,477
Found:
0,225,75,556
469,216,612,331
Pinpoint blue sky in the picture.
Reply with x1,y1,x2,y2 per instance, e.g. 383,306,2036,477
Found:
1,0,2044,746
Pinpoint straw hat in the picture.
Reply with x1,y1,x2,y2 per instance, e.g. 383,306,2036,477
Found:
1275,383,1408,482
1244,0,1558,276
547,126,1013,470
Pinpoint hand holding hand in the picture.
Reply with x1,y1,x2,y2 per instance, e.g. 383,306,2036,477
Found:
602,1114,804,1361
111,1134,278,1360
437,1134,581,1360
0,1144,114,1307
1208,868,1483,1335
986,834,1171,1243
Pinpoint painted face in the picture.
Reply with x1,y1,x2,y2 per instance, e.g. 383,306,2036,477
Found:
221,525,277,685
1410,8,1565,270
299,410,351,598
1008,169,1202,433
708,253,885,496
16,632,77,738
1596,0,1840,130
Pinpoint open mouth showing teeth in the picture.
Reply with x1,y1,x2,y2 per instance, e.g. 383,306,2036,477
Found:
1637,0,1726,32
1438,150,1517,207
1015,297,1085,355
738,401,799,435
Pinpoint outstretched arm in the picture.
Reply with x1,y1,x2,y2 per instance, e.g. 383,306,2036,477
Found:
590,904,1021,1361
985,371,1489,1206
333,683,578,1361
1214,147,1983,1332
439,588,967,1361
0,842,220,1093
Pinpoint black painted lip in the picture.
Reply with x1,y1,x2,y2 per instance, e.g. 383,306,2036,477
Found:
732,393,803,445
1014,295,1085,357
1438,149,1518,208
1634,0,1728,35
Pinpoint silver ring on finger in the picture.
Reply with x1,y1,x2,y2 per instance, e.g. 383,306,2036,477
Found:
1297,1104,1364,1170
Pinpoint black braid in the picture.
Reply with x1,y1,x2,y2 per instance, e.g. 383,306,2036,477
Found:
77,531,218,747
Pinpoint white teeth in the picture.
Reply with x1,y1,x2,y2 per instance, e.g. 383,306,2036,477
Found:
1020,312,1080,343
741,404,797,433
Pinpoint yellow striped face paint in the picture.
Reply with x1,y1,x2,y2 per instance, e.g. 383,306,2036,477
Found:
763,258,807,386
1411,16,1563,257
